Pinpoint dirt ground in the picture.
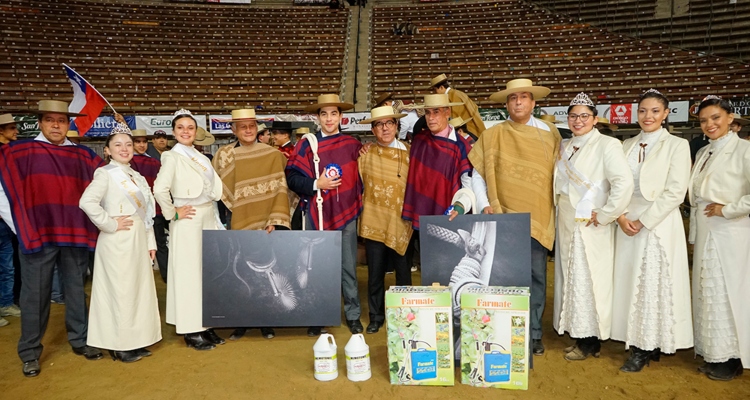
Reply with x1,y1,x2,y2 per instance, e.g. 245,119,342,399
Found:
1,262,748,400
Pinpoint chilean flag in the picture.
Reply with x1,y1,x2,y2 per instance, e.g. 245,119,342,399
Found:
63,64,109,135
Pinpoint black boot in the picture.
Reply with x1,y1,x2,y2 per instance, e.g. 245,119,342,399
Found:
203,329,225,345
184,332,216,351
620,347,660,372
229,328,247,341
707,358,743,381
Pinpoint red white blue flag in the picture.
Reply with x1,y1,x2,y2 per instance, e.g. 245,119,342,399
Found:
63,64,110,135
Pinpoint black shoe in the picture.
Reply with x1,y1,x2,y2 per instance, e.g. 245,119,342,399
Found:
203,329,225,345
108,350,142,363
184,332,216,351
347,319,364,334
366,321,382,334
260,327,275,339
697,362,717,374
229,328,247,341
532,339,545,355
22,359,40,377
134,348,152,357
307,326,322,336
72,345,103,360
708,359,743,381
620,347,660,372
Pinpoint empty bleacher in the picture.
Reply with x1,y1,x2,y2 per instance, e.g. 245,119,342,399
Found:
369,0,750,108
0,0,350,113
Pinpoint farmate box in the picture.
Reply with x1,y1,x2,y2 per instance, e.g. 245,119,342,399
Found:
461,287,530,390
385,286,454,386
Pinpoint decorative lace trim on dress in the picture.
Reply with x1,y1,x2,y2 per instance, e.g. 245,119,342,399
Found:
694,233,741,363
627,231,676,353
558,226,600,339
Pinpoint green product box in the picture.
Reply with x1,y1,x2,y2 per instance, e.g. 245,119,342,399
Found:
385,286,454,386
460,286,530,390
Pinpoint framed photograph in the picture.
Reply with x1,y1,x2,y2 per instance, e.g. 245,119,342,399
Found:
202,230,342,327
419,213,532,360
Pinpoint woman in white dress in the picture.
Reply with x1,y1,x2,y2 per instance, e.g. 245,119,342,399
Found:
690,96,750,381
552,93,633,361
153,109,224,350
80,123,161,363
611,89,693,372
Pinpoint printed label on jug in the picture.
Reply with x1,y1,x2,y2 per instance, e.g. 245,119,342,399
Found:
314,355,337,374
346,354,370,374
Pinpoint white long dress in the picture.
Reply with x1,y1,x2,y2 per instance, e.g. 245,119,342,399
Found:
690,133,750,367
552,129,633,340
153,145,223,335
80,161,162,351
611,128,693,353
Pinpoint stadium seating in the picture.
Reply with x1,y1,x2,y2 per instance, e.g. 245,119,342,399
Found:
0,0,350,113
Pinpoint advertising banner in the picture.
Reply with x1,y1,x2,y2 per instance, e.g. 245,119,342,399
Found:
135,115,207,136
208,113,372,134
14,115,40,139
69,115,136,137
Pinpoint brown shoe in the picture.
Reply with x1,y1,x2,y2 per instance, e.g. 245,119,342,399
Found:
564,345,600,361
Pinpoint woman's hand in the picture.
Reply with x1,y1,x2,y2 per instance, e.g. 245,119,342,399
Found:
617,215,640,236
176,205,196,220
704,203,725,218
115,216,133,231
149,250,156,261
265,225,275,234
585,211,600,227
482,206,493,215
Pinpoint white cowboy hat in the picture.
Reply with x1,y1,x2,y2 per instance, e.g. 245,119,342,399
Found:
414,93,463,109
304,94,354,113
360,105,407,124
489,78,550,103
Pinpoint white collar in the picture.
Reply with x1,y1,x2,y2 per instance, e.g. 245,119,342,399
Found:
379,140,407,150
34,132,75,146
709,131,734,152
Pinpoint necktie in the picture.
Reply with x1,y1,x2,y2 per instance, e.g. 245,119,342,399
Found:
638,143,647,163
699,151,713,173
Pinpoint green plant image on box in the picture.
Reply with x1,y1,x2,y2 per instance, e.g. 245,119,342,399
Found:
511,316,526,373
387,307,420,381
461,308,496,381
435,312,451,369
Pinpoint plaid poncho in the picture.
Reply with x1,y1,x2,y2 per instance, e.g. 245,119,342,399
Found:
130,153,163,216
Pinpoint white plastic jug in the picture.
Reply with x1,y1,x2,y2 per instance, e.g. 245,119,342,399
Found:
345,333,371,382
313,334,338,381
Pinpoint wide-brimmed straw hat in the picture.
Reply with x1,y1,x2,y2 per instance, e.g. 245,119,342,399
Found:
294,127,311,135
66,130,79,138
0,113,15,125
195,127,215,146
257,123,268,133
539,115,561,124
731,115,750,126
489,79,550,103
449,116,469,128
131,129,148,137
428,73,449,88
360,106,406,124
415,93,463,109
596,117,619,131
373,93,394,107
229,109,256,122
304,94,354,113
38,100,85,117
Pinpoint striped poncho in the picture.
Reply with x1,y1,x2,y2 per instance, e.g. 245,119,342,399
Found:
0,140,103,254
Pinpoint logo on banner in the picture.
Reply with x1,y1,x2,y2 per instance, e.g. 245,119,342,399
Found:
611,104,631,124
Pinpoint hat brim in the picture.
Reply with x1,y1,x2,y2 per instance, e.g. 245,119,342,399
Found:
195,134,215,146
596,122,619,131
38,110,86,117
303,102,355,113
228,117,257,122
489,86,550,103
413,102,464,109
732,117,750,126
360,113,407,125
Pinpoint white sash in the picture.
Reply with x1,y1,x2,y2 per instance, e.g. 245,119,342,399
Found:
103,163,153,228
556,141,607,221
170,144,225,230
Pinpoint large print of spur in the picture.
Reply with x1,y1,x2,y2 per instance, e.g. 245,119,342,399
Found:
296,237,324,289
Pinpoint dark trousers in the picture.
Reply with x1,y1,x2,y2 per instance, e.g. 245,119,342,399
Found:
530,238,547,340
153,215,169,282
18,246,90,362
365,239,411,323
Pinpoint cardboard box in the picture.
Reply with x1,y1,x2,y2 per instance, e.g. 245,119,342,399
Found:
385,286,454,386
460,287,530,390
